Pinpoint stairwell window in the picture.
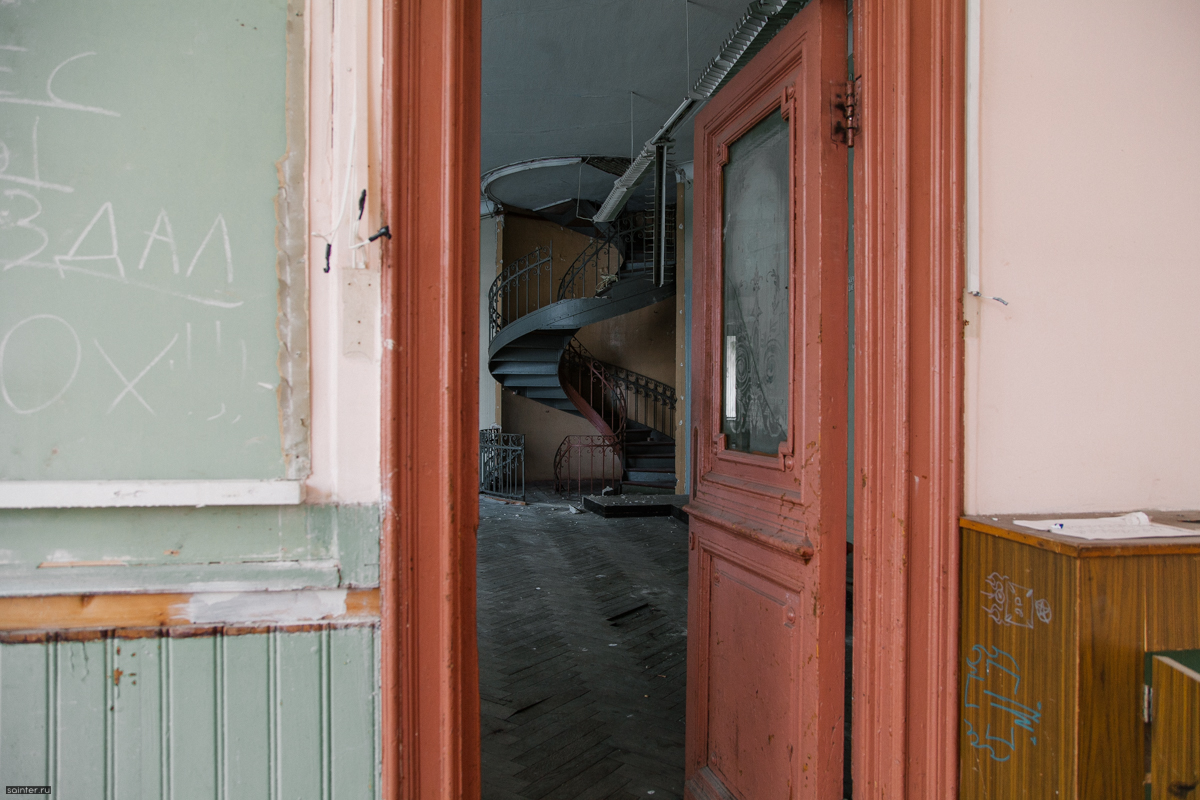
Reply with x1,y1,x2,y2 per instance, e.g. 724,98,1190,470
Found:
720,108,790,455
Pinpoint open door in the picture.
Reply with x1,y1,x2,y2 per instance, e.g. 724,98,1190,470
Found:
685,2,848,798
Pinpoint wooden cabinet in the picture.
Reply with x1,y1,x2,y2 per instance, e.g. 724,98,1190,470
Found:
959,515,1200,800
1149,651,1200,800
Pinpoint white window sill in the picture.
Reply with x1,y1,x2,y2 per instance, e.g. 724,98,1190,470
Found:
0,480,305,509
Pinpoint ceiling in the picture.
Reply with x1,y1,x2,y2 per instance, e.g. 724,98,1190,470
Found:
481,0,755,210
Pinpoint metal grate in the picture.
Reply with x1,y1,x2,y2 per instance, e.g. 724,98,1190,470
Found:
480,429,525,502
689,0,813,99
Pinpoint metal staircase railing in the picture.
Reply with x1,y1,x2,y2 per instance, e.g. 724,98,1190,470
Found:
554,339,626,496
556,208,676,302
487,243,553,341
552,434,623,498
559,337,677,439
552,338,679,496
605,364,677,439
486,209,676,343
558,339,627,440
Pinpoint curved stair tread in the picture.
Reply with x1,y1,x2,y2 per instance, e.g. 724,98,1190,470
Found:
487,274,673,362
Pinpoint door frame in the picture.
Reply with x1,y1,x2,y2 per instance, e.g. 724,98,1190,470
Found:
379,0,482,797
852,1,964,798
376,0,964,797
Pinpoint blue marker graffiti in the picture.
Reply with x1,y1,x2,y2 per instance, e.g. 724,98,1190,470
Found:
962,644,1042,762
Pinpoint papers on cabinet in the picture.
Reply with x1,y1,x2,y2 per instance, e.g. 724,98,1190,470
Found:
1013,511,1196,540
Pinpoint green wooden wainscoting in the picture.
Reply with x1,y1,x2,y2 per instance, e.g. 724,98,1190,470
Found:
0,627,380,800
0,504,381,596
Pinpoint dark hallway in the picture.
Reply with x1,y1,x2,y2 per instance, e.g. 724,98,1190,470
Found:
477,489,688,799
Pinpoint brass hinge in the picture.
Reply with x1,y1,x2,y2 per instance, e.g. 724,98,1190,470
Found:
832,77,862,147
1143,684,1153,724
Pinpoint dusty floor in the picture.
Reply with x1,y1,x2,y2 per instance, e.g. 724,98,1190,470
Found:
477,486,688,800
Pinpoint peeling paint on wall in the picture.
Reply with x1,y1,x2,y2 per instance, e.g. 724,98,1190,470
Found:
276,0,312,480
0,504,380,597
179,589,347,625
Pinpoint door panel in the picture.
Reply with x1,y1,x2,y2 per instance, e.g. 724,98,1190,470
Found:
691,517,808,800
686,2,848,798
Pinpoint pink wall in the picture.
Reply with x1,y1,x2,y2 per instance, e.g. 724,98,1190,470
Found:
305,0,384,505
965,0,1200,513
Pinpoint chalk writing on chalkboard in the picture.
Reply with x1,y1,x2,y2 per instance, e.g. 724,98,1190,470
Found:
0,49,119,117
0,314,79,415
5,199,242,309
1,42,243,309
962,644,1043,763
1,0,296,482
981,571,1052,628
1,117,75,194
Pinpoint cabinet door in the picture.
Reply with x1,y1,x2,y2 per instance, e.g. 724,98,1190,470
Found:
1151,655,1200,800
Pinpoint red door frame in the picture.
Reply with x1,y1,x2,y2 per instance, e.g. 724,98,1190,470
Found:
852,1,964,798
379,0,482,797
376,0,963,797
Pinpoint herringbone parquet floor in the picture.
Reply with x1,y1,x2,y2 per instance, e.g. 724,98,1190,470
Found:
478,487,688,800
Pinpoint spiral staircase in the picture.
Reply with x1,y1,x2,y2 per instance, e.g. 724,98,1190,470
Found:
487,210,679,494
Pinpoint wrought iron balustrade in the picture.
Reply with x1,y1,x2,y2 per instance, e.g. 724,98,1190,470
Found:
563,337,676,439
553,434,623,499
556,208,676,302
488,244,554,341
553,338,679,497
479,428,525,502
559,339,627,440
554,340,628,498
606,364,677,438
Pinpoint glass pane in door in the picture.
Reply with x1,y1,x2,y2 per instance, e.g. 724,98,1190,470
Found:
721,109,789,455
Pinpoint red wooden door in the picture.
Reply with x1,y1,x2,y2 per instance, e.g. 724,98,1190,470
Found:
685,3,848,799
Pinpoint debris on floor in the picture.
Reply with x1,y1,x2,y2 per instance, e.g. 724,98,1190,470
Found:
477,486,687,799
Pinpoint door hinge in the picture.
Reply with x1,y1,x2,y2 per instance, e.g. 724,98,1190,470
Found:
832,77,861,147
1143,684,1153,724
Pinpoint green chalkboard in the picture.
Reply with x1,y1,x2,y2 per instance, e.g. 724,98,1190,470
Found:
0,0,301,480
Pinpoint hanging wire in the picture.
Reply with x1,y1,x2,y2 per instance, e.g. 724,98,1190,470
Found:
685,0,692,94
311,87,364,271
575,160,594,223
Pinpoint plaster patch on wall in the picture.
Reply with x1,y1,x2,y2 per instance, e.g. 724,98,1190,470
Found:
275,0,312,480
180,589,347,625
341,269,379,358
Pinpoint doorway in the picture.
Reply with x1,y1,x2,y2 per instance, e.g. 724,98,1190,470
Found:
378,0,966,797
476,1,852,797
